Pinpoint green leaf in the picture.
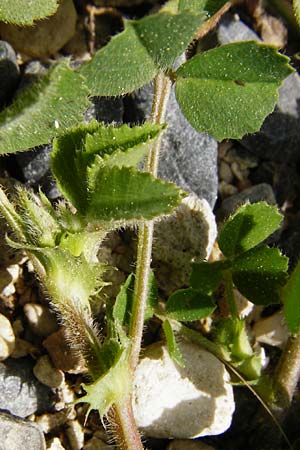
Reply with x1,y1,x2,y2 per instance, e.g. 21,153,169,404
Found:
80,11,205,96
51,121,164,212
190,260,226,294
166,287,216,321
232,245,289,305
175,41,294,140
113,270,158,329
87,165,185,221
179,0,228,16
0,61,90,154
162,319,185,367
293,0,300,26
0,0,59,25
132,11,205,69
218,202,283,258
283,260,300,334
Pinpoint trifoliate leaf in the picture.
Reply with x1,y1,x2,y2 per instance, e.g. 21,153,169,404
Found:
190,260,226,294
0,61,90,154
0,0,59,25
87,165,185,221
283,260,300,335
51,121,164,212
175,41,294,140
166,287,216,321
232,245,289,305
162,319,185,367
218,202,283,258
80,11,205,96
293,0,300,26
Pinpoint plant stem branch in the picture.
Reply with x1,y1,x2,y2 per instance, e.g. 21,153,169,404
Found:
128,72,172,371
273,333,300,412
110,397,144,450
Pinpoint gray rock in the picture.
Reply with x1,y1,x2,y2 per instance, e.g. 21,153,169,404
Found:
218,183,276,220
0,411,46,450
217,13,260,44
0,358,53,418
0,41,20,107
127,85,218,208
85,96,124,125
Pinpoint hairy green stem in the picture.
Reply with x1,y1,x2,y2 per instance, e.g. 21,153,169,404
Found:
110,397,144,450
273,333,300,413
129,72,172,370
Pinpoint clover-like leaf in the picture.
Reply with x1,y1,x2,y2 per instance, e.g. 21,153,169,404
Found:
175,41,294,140
232,245,289,305
166,287,216,321
162,319,185,367
190,260,226,294
51,121,164,212
283,260,300,335
80,11,205,96
0,61,90,154
0,0,59,25
218,202,283,258
87,165,185,221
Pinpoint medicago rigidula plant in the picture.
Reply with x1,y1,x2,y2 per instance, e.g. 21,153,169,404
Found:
0,0,295,448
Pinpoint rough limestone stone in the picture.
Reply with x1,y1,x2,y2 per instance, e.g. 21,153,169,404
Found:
0,358,53,418
23,303,58,338
0,411,46,450
0,40,20,107
153,195,217,294
0,313,15,361
133,340,235,439
253,310,289,348
0,0,77,59
33,355,65,389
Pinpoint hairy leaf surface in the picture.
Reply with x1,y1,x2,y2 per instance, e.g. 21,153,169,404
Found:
232,246,288,305
176,41,293,140
0,61,90,154
162,319,185,367
218,202,283,258
52,121,164,212
80,11,205,96
190,260,226,294
87,165,185,221
0,0,59,25
166,287,216,321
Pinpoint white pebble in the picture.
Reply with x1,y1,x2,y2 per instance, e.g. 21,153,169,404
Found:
252,310,288,348
0,313,15,361
23,303,58,337
133,340,235,438
33,355,65,388
47,437,66,450
66,420,85,450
